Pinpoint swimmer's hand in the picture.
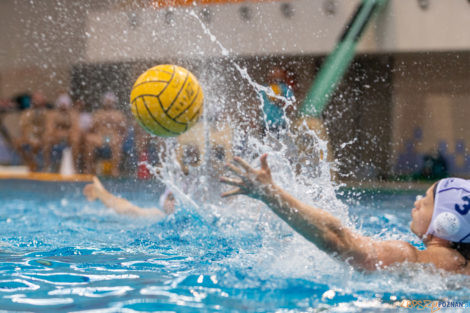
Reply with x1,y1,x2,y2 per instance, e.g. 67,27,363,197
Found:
220,154,275,200
83,177,106,202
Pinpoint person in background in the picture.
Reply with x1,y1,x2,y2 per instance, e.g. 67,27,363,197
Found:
134,120,167,179
73,98,93,173
260,67,296,137
83,176,175,218
43,93,79,172
0,98,17,145
0,98,17,113
84,92,127,177
419,151,448,181
15,92,49,171
221,154,470,274
0,98,18,164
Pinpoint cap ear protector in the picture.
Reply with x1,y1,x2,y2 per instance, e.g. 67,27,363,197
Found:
432,212,460,237
425,178,470,243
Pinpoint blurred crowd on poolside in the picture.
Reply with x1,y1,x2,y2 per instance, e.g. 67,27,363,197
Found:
0,90,163,177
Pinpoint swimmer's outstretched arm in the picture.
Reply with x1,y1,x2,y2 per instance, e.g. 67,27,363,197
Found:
83,177,164,218
220,154,419,271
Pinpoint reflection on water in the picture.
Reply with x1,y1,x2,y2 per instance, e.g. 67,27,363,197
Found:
0,185,469,312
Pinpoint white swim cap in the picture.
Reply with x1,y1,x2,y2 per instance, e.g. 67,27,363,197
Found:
426,178,470,243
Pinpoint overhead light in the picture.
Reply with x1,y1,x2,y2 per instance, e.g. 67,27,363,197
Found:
417,0,430,10
239,6,252,21
199,7,212,24
164,9,175,25
323,0,336,16
280,3,294,18
127,12,139,29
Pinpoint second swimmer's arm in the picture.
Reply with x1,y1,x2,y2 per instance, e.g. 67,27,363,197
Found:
83,177,164,217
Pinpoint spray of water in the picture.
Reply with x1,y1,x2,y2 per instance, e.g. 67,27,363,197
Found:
129,7,358,283
133,10,470,296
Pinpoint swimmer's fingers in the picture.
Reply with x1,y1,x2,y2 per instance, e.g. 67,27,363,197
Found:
233,156,255,173
225,163,243,176
260,153,270,172
220,176,243,187
221,187,244,198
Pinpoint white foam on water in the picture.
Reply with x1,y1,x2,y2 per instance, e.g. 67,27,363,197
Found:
48,286,133,298
6,293,74,305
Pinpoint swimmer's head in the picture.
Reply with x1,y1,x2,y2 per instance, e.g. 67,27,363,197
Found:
424,178,470,243
101,92,118,108
55,93,72,109
267,67,287,84
74,98,86,111
31,92,47,108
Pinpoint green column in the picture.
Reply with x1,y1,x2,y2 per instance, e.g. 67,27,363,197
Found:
301,0,388,117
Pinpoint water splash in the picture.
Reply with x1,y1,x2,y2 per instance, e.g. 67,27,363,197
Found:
138,8,348,232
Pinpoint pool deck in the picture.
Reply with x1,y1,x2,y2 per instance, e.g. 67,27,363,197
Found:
341,179,432,191
0,166,94,182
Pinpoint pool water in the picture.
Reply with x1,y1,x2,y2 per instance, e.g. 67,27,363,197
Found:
0,179,469,312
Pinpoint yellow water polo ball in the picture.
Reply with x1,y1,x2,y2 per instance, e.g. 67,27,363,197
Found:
130,64,204,137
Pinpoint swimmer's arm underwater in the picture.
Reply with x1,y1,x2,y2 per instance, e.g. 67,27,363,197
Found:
220,154,419,271
83,177,164,218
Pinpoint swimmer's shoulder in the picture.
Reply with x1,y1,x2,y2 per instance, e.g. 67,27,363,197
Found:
418,246,468,273
375,240,419,267
375,241,470,274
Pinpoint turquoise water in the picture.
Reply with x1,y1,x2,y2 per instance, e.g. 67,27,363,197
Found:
0,179,469,312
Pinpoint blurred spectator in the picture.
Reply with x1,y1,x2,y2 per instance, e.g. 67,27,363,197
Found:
134,122,167,179
15,92,49,171
73,98,93,173
176,118,232,178
0,98,16,146
0,98,17,113
419,151,448,180
76,99,93,134
260,67,296,137
0,98,19,164
177,123,203,176
84,92,127,177
14,93,32,111
43,93,79,172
